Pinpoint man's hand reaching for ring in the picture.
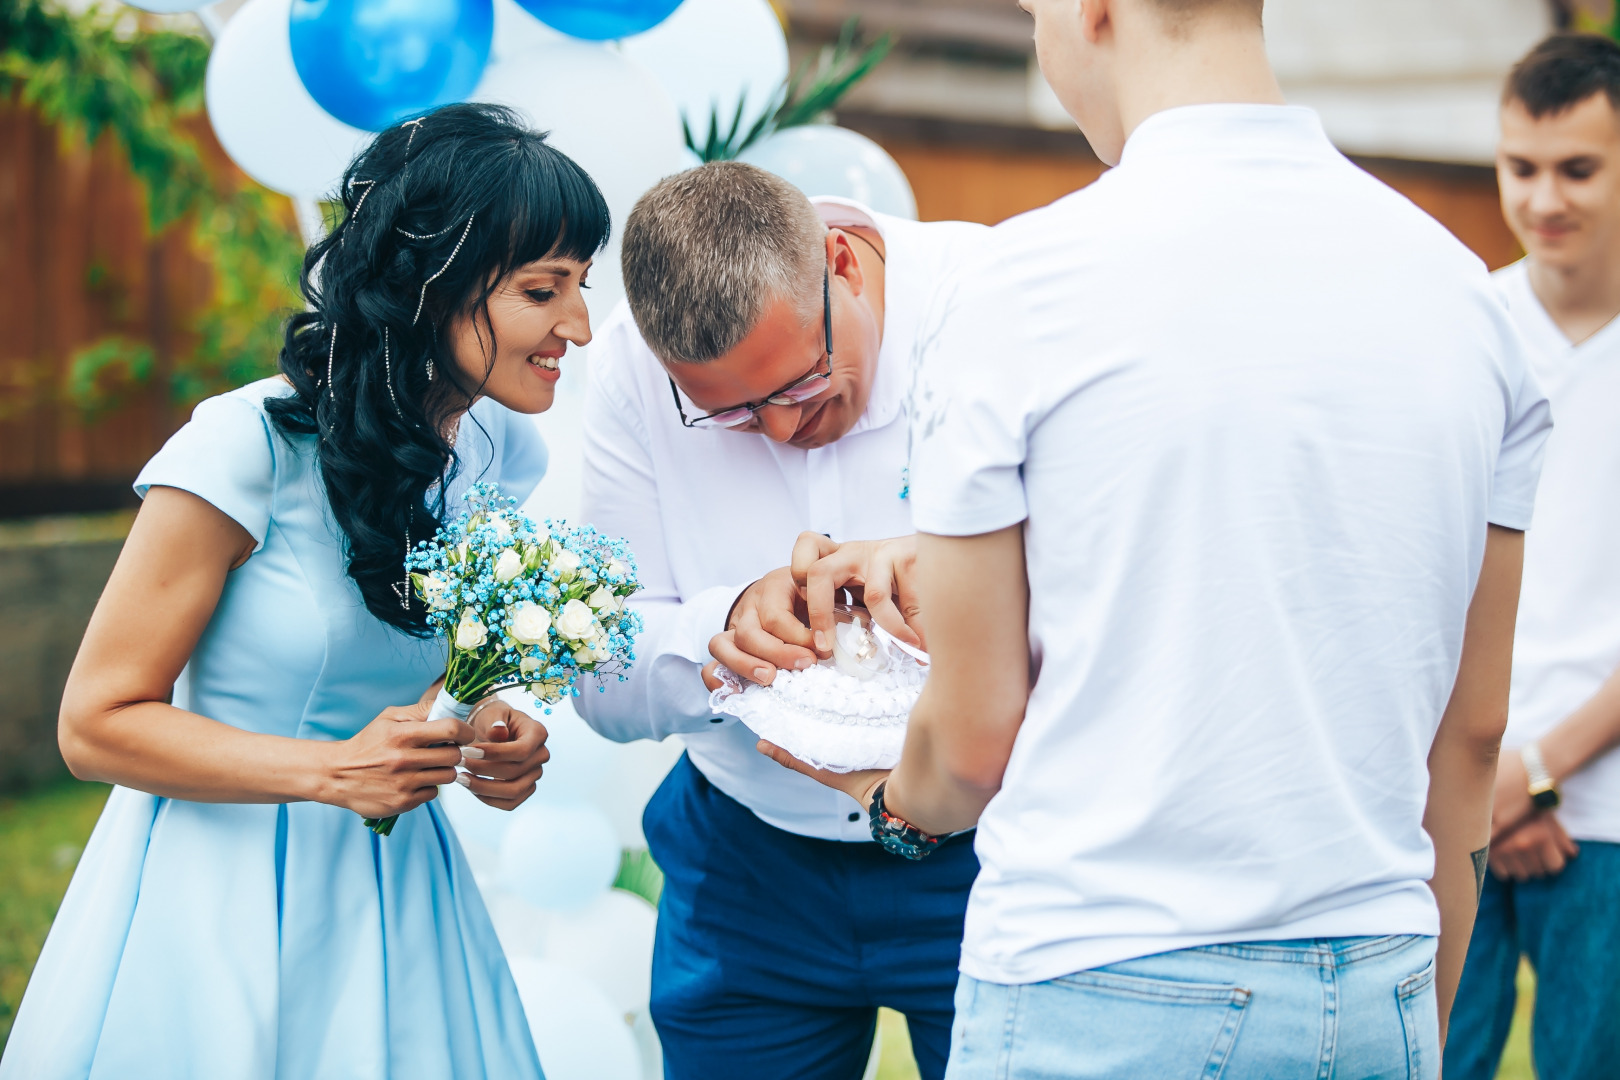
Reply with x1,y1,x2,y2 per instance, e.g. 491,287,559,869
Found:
792,532,923,658
707,566,818,687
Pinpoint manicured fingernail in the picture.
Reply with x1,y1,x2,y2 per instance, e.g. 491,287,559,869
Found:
461,747,485,760
454,771,472,787
814,631,828,652
753,666,773,684
794,657,813,670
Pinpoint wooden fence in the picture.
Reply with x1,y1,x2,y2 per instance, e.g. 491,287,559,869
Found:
0,105,1521,518
0,101,235,515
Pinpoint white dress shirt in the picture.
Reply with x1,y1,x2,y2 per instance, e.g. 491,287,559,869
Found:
1497,259,1620,844
910,105,1551,982
577,198,989,841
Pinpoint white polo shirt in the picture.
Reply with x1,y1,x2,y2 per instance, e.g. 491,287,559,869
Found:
577,198,988,841
909,105,1551,983
1496,260,1620,845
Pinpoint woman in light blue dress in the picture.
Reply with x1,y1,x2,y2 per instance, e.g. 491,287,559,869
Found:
1,104,608,1079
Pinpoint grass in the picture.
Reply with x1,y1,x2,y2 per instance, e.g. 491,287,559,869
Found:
0,780,1538,1077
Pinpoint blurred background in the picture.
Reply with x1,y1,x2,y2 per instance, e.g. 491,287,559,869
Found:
1,0,1609,1076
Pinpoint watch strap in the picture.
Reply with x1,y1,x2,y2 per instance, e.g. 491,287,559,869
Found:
1522,741,1561,809
868,781,943,861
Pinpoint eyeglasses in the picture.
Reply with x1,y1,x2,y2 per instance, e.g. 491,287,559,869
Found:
670,267,833,430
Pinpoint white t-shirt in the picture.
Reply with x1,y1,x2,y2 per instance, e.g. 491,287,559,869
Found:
909,104,1551,984
1496,260,1620,844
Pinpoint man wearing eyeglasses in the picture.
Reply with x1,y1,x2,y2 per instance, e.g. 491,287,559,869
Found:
576,161,987,1080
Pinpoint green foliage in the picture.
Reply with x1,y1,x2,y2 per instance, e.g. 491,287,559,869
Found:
685,17,895,163
612,846,664,906
0,0,304,408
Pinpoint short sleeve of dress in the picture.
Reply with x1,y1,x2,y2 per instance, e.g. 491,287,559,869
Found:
134,392,277,552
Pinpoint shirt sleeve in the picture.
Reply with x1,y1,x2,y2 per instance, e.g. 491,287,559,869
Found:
907,261,1036,537
1487,314,1554,531
572,326,748,742
133,392,276,551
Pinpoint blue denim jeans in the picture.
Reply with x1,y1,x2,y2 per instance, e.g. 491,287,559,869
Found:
946,935,1438,1080
1445,839,1620,1080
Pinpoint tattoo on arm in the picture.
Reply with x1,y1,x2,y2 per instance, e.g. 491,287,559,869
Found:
1471,846,1489,904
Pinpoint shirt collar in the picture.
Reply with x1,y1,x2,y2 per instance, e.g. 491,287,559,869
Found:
809,196,912,436
1119,104,1335,168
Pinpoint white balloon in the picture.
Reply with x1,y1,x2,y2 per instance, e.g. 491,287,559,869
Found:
507,958,642,1080
484,892,551,958
539,889,657,1014
739,125,918,221
505,691,615,805
621,0,788,143
438,777,516,860
474,41,687,326
499,801,621,910
586,734,684,848
127,0,207,11
491,0,568,61
204,0,370,198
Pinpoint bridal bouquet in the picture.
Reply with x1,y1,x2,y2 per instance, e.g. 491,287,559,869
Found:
363,482,643,835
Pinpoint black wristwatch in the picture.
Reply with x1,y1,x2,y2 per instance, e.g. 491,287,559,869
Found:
869,781,943,860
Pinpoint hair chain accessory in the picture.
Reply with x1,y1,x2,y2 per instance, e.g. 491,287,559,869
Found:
383,327,402,418
426,357,435,382
401,117,425,155
412,214,476,326
326,324,338,400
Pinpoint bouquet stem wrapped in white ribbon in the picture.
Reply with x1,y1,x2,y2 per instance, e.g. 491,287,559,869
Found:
364,482,643,835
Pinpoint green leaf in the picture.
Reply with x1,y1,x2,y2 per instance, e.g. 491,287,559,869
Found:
683,16,895,162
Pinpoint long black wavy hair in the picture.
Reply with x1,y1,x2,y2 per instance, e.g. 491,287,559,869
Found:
267,102,611,635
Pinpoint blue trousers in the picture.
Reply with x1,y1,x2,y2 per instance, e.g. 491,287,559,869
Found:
644,754,978,1080
948,935,1438,1080
1445,839,1620,1080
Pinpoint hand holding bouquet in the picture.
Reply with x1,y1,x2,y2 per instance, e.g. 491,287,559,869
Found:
364,482,643,834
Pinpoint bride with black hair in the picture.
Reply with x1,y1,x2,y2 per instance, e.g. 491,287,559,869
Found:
1,103,607,1078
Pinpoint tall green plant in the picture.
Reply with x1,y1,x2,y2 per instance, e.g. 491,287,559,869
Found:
684,17,895,163
0,0,304,410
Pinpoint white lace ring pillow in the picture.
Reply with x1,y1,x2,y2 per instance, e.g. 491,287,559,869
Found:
709,607,928,773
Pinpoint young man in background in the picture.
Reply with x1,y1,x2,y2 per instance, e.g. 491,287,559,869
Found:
1446,34,1620,1080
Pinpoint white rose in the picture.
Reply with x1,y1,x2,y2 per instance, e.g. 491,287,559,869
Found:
587,585,621,614
554,598,597,642
549,548,582,582
607,557,631,582
419,571,455,611
488,513,512,541
573,630,611,666
509,601,552,645
494,549,523,583
454,609,488,651
520,655,543,677
453,541,470,565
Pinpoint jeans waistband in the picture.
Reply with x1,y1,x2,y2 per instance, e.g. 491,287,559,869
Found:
1191,934,1427,968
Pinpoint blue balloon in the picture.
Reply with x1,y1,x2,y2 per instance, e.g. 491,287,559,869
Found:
516,0,683,41
289,0,494,131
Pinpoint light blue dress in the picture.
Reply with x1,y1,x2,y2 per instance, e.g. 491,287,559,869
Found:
1,378,548,1080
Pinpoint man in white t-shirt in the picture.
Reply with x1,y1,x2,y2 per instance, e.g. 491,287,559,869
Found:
765,0,1552,1075
1446,35,1620,1080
